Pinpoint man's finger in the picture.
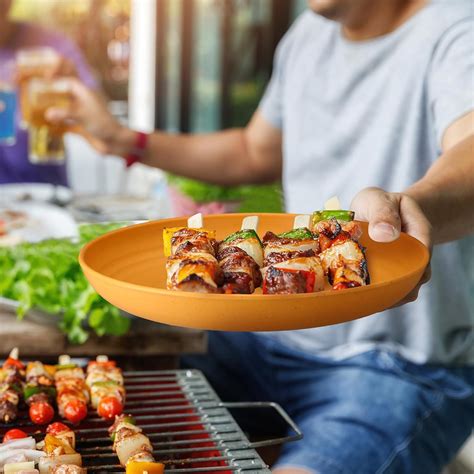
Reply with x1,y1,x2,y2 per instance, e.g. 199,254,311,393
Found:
366,192,402,242
45,106,75,124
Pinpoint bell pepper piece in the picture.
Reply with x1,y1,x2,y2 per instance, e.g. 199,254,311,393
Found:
126,462,165,474
312,210,355,226
223,229,262,245
24,385,56,401
278,228,314,240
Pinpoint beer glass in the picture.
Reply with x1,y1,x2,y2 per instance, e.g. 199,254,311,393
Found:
27,78,71,164
16,47,59,127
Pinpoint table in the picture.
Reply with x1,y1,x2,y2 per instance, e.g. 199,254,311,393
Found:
0,306,207,369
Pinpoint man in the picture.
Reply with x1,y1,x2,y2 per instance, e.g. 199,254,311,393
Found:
0,0,97,185
48,0,473,472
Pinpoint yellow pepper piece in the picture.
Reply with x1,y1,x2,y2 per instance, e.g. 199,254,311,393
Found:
162,227,185,257
162,227,216,257
126,462,165,474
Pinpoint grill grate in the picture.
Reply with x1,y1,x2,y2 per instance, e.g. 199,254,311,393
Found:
0,369,303,473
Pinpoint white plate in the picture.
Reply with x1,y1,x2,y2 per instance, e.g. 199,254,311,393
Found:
69,194,164,222
0,183,72,206
0,202,78,244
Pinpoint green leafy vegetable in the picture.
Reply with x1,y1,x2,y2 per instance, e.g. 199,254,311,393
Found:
278,228,314,240
167,175,284,213
312,210,355,225
0,223,130,344
223,229,262,245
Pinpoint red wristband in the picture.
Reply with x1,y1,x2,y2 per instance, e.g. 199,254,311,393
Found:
124,131,148,167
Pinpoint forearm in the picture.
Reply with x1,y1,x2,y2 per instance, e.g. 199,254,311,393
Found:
405,134,474,244
111,127,275,186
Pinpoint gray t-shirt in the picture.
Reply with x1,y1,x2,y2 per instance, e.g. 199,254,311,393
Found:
259,1,474,365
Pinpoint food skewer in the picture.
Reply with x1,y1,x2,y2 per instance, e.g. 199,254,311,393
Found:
37,423,84,474
165,213,223,293
261,215,324,294
86,355,125,420
24,362,56,426
109,414,164,474
54,356,89,425
217,216,263,294
311,200,369,290
0,349,25,424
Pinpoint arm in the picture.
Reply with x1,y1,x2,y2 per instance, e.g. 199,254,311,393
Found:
405,113,474,244
113,111,283,186
47,79,283,186
351,112,474,247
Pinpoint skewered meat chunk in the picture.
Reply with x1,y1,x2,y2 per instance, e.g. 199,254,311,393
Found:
51,466,85,474
109,415,165,472
109,415,154,467
314,218,369,289
170,228,217,257
262,228,324,294
166,224,223,293
24,362,56,425
166,252,223,293
0,349,25,423
55,359,88,424
263,228,319,258
263,257,324,294
217,229,263,294
86,357,125,420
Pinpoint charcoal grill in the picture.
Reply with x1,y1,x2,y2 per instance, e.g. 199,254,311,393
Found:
1,369,302,473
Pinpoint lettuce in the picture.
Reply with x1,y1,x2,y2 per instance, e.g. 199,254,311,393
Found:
0,223,130,344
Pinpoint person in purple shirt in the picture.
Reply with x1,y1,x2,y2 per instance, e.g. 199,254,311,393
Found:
0,0,97,186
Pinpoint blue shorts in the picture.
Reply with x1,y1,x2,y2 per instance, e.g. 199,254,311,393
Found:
182,332,474,474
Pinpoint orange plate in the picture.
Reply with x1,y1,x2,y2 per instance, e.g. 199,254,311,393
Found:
79,213,429,331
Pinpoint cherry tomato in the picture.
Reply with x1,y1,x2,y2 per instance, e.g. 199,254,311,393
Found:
98,396,123,420
30,402,55,425
47,422,70,436
3,428,28,443
64,400,87,424
4,357,24,370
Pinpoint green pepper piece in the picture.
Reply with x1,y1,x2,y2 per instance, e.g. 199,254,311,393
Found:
278,228,314,240
110,415,136,441
24,385,56,400
312,210,355,225
122,415,135,425
55,363,77,371
223,229,262,246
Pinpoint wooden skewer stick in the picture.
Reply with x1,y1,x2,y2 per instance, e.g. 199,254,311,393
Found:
187,212,203,229
9,347,19,360
241,216,259,231
293,215,311,229
324,195,341,210
58,354,71,366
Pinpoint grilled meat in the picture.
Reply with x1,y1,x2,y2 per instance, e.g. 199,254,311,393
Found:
217,245,262,294
315,218,369,289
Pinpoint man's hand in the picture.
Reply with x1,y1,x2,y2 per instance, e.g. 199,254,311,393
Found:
351,187,432,305
45,78,132,155
46,56,78,79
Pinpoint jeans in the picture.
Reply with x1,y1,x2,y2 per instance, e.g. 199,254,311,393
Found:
182,332,474,474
